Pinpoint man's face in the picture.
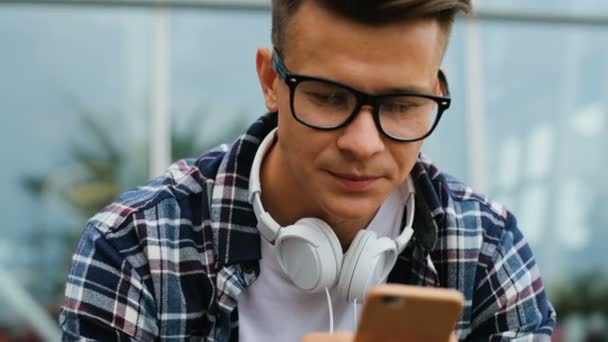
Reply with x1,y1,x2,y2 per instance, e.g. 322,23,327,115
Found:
261,2,445,227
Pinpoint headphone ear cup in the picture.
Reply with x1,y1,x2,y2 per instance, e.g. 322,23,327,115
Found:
338,230,398,303
275,218,343,292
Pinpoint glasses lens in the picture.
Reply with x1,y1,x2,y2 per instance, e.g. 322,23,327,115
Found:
293,80,357,128
379,95,439,140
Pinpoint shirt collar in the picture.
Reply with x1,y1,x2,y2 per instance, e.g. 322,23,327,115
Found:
212,112,278,266
410,161,444,253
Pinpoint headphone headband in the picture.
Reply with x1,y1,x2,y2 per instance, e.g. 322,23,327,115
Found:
249,128,281,243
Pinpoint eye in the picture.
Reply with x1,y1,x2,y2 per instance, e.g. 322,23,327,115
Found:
382,97,427,114
384,101,416,113
305,91,350,106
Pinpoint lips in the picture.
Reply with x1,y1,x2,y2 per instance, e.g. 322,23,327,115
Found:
328,171,382,191
331,172,379,181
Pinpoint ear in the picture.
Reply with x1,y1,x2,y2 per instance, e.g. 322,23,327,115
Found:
256,47,279,112
437,68,448,96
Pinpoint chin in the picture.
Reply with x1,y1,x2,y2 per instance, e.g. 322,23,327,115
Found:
319,195,381,222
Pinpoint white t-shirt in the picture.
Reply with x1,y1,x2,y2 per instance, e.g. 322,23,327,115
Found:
237,182,410,342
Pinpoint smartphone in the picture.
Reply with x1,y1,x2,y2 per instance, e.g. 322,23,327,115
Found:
353,284,464,342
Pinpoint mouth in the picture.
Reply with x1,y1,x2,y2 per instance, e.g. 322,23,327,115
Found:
328,171,382,192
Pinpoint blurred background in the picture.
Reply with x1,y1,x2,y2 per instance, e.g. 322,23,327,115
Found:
0,0,607,341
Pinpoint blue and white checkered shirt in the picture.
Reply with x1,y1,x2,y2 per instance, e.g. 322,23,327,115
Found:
60,113,556,341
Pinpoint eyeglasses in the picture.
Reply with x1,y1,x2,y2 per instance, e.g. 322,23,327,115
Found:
272,49,451,142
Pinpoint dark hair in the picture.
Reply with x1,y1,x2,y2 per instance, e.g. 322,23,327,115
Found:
271,0,473,52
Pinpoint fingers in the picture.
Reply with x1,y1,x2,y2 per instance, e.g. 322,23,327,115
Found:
301,332,355,342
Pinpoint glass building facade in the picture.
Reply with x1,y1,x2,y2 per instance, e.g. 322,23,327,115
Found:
1,1,607,340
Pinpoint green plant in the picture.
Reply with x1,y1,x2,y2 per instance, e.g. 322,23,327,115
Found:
20,106,249,306
551,271,608,319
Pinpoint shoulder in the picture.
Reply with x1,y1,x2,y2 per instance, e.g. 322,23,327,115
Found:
416,154,508,234
80,112,277,259
89,145,230,236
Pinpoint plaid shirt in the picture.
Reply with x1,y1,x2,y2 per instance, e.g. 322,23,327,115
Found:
60,113,555,341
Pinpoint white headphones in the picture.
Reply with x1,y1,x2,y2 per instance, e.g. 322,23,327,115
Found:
249,128,416,303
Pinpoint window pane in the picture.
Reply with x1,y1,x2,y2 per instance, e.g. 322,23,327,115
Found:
479,21,608,340
169,9,270,161
477,0,608,15
422,21,469,181
480,21,608,275
0,5,151,338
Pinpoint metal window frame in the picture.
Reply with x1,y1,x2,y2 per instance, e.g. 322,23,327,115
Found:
2,0,608,26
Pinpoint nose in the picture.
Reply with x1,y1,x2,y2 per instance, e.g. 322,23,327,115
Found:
336,106,385,160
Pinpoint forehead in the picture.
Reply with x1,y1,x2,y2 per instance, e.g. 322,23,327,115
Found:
282,1,445,93
281,1,447,56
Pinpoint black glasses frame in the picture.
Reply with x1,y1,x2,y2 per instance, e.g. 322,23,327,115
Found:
272,49,452,142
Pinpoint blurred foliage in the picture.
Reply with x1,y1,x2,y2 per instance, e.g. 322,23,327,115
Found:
552,271,608,318
20,106,249,306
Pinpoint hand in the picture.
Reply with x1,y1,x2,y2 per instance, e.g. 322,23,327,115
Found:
301,332,354,342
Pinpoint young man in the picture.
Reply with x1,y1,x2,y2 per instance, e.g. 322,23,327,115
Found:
60,0,556,341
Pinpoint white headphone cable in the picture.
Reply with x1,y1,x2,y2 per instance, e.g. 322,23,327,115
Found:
353,297,359,329
325,287,334,333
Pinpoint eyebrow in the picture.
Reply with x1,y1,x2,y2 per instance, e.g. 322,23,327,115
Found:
330,75,435,96
375,85,435,95
322,76,435,96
